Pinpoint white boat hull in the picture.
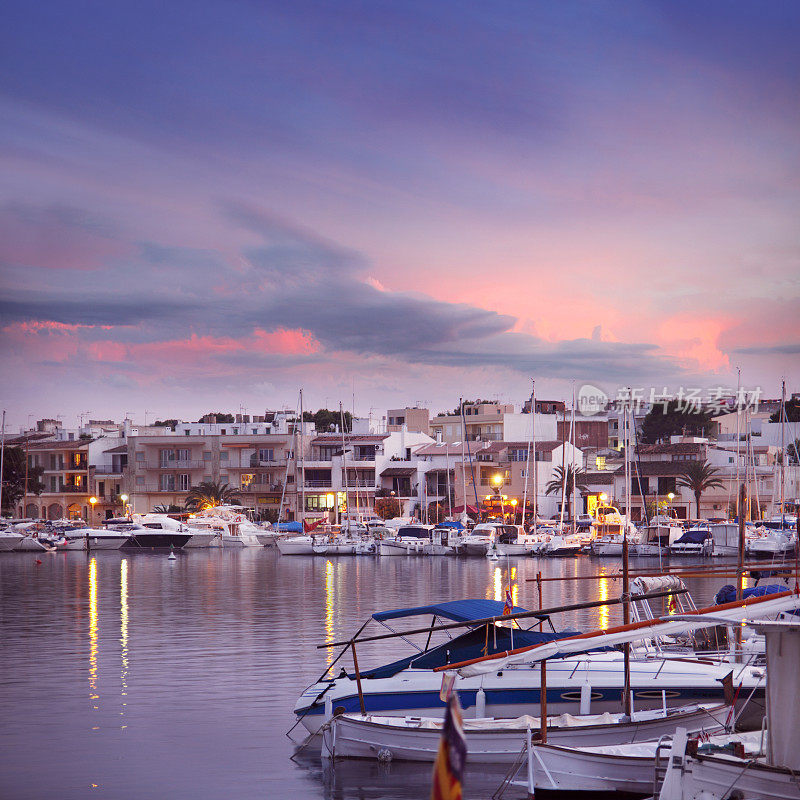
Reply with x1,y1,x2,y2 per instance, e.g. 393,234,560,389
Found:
0,533,24,551
13,536,50,552
296,654,765,734
276,536,315,555
378,539,424,556
183,532,217,548
322,704,727,763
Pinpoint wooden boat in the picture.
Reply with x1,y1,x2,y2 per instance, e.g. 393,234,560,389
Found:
321,702,728,763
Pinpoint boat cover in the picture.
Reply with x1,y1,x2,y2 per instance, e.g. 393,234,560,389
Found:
274,521,303,532
373,599,527,623
436,520,464,530
673,530,709,544
714,583,788,605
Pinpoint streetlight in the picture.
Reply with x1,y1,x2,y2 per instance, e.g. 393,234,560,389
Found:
120,493,129,519
326,492,337,525
492,473,505,519
89,496,97,523
667,492,675,517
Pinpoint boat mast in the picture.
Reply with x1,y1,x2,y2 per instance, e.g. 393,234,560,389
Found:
522,380,534,531
780,379,786,522
735,367,741,519
340,402,349,530
299,388,305,527
445,442,452,519
0,410,5,516
532,382,537,536
622,397,631,716
460,397,467,520
571,382,577,536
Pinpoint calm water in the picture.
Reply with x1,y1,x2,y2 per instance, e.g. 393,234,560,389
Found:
0,548,737,799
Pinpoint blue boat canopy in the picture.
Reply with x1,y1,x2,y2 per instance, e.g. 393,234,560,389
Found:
714,583,788,606
373,599,528,623
274,521,303,533
436,520,464,530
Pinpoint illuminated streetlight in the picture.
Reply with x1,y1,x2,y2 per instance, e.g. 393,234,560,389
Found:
89,496,97,522
599,492,608,502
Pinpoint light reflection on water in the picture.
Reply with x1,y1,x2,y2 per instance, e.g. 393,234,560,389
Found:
0,549,737,800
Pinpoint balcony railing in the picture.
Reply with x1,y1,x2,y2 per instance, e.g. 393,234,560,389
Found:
155,460,205,469
93,466,124,475
304,480,333,488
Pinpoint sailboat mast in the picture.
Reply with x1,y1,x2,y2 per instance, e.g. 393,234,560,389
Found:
299,389,305,526
571,382,577,535
622,399,631,716
522,380,534,531
735,367,741,519
0,410,5,516
460,397,467,519
340,402,349,530
780,379,786,520
532,382,537,536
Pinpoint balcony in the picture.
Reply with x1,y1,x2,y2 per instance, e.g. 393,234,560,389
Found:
343,480,377,489
304,480,333,488
93,466,124,475
153,460,206,470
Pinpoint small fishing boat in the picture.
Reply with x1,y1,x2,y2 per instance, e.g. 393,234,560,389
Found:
321,702,728,763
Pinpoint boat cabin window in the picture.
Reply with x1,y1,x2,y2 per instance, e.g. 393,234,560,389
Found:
498,525,518,543
397,526,431,540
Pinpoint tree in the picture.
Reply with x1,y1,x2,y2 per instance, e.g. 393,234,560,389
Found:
153,419,180,431
196,412,235,423
1,447,44,514
770,398,800,423
302,408,353,433
374,494,402,519
640,400,717,444
153,504,185,513
185,481,239,511
544,465,589,518
787,439,800,465
676,460,724,518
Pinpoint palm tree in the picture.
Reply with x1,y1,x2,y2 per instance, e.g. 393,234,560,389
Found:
545,465,589,518
676,460,724,519
185,481,239,511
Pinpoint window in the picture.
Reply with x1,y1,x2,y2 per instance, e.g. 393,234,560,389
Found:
510,448,527,462
220,452,228,461
160,474,175,491
252,429,258,435
220,429,227,435
98,481,105,497
219,473,228,483
50,476,59,492
159,449,175,465
258,448,274,462
135,476,145,486
178,474,190,491
68,433,74,440
397,416,405,424
241,474,255,488
184,430,190,436
176,449,190,462
135,451,145,462
203,451,212,461
595,456,606,470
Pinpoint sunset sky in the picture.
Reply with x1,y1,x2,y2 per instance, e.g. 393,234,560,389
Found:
1,1,798,429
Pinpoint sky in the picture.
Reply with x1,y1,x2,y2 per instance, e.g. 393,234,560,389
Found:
1,0,798,430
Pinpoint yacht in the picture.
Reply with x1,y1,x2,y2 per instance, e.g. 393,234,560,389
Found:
0,530,24,551
670,522,712,556
134,513,217,548
457,522,505,557
54,526,131,550
378,524,433,556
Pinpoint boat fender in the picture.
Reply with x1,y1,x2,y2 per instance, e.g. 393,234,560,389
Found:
475,687,486,717
324,695,333,722
580,678,592,715
377,748,393,762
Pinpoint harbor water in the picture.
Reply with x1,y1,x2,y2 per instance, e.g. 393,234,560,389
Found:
0,548,743,799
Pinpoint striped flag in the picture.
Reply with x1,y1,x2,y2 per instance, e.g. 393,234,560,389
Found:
431,693,467,800
502,586,514,616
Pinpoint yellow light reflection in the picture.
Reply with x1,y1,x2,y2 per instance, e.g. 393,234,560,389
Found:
324,560,334,665
493,567,502,602
511,582,519,609
89,557,99,708
511,566,517,581
120,559,128,717
597,574,610,630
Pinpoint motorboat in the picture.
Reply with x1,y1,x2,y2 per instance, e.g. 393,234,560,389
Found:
631,518,682,556
378,524,433,556
457,522,505,557
321,702,729,764
134,513,217,548
747,527,796,559
0,530,24,551
423,525,462,556
292,599,769,735
494,525,540,557
669,523,712,556
540,532,583,557
107,521,191,549
54,526,131,550
708,521,740,557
